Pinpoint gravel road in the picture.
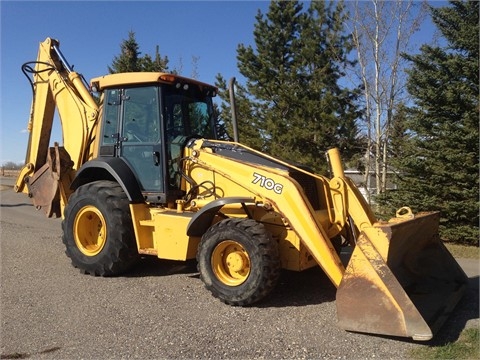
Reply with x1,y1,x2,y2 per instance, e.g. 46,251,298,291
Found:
1,178,478,359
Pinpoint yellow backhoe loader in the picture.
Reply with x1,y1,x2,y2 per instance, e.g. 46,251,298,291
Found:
15,38,468,341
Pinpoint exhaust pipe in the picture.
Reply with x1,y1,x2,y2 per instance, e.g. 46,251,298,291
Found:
228,77,239,143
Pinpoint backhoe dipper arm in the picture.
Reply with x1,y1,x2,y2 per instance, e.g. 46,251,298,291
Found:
15,38,99,217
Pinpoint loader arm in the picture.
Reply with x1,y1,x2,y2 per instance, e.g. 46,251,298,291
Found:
183,140,348,286
183,140,467,340
182,142,397,287
15,38,99,217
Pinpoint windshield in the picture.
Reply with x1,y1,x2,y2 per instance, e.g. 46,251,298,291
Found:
164,84,216,141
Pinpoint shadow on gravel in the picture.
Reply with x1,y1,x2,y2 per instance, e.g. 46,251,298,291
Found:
423,275,479,346
120,252,478,321
1,346,61,359
262,267,337,307
0,203,33,208
126,256,198,277
299,275,480,346
126,256,336,307
358,275,480,345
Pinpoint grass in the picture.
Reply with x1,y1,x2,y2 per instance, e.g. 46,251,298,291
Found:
410,327,480,359
444,242,480,259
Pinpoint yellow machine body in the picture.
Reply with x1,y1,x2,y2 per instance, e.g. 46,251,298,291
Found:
15,38,468,341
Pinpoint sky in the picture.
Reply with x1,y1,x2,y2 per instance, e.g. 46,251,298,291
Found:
0,0,272,164
0,0,440,165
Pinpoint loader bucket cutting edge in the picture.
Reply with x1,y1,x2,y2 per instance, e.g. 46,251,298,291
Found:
336,212,468,341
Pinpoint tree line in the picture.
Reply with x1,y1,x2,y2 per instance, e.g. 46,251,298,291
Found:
107,0,478,246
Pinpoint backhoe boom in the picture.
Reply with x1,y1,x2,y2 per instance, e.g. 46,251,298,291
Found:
15,38,98,216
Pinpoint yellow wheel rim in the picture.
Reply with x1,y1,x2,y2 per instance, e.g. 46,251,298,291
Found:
74,205,107,256
211,240,250,286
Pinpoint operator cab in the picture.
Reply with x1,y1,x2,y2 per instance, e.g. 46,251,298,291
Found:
91,72,219,204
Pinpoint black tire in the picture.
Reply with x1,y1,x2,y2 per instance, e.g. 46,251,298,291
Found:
62,180,139,276
197,218,280,306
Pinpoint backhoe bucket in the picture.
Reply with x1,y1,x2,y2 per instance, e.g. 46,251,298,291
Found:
336,212,468,341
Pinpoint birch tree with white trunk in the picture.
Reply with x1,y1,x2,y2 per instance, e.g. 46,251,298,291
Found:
347,0,427,202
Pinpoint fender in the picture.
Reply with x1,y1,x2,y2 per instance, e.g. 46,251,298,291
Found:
71,157,144,203
187,197,255,237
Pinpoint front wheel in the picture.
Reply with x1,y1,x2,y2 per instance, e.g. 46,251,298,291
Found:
197,218,280,306
62,180,139,276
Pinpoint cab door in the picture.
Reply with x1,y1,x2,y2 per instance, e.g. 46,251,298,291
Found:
99,86,165,200
119,86,164,196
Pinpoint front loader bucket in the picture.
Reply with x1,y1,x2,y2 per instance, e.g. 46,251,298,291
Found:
336,212,468,341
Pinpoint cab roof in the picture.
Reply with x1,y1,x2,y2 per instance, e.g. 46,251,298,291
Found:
90,72,217,92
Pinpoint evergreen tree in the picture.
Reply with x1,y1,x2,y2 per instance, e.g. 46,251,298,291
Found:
139,45,169,72
108,31,169,73
382,1,479,245
386,103,411,162
108,31,142,73
296,1,362,165
215,75,265,149
217,0,361,173
238,0,305,161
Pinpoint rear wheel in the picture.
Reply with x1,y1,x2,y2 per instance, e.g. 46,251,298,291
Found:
62,180,139,276
197,218,280,306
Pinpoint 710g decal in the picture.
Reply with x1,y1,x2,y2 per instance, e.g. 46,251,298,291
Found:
252,172,283,194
